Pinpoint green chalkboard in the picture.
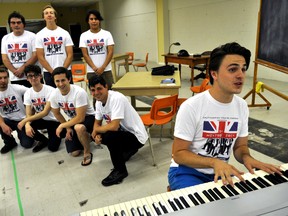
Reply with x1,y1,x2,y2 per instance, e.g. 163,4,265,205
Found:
257,0,288,73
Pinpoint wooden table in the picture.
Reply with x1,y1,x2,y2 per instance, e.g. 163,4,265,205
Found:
162,54,210,86
111,53,129,82
112,71,181,111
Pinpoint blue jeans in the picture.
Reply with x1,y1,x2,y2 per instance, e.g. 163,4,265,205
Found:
168,165,215,190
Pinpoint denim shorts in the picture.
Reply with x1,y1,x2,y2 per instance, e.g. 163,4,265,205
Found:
168,165,215,190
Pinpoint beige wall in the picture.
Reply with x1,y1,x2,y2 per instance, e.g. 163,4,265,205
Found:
0,3,49,26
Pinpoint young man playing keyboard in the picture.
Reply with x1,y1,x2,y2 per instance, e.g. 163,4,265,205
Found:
168,42,282,190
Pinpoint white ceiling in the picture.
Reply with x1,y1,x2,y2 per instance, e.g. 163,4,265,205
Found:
0,0,98,7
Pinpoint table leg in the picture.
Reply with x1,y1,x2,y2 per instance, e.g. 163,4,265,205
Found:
190,67,194,86
131,96,136,108
178,64,182,78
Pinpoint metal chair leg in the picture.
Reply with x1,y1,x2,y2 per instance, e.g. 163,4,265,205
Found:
147,127,156,166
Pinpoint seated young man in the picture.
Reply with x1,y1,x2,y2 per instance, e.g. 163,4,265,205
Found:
89,75,148,186
17,64,62,152
168,42,282,190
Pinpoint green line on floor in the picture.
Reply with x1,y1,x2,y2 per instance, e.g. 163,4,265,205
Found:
11,151,24,216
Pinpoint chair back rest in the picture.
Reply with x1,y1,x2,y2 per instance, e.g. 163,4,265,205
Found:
145,53,149,63
150,94,178,121
71,64,86,76
199,78,210,92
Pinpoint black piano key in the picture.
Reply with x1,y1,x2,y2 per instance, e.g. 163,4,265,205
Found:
267,174,285,184
120,210,126,216
239,181,253,192
131,208,137,216
143,205,152,216
168,199,178,211
207,189,220,200
252,178,266,188
235,182,248,193
213,187,226,199
159,201,168,214
245,179,258,190
179,196,190,208
188,194,200,206
257,176,271,187
202,190,214,202
114,212,119,216
282,170,288,178
152,203,161,215
274,173,287,182
221,185,234,197
226,184,240,195
174,198,184,210
264,175,279,185
137,207,144,216
194,192,206,204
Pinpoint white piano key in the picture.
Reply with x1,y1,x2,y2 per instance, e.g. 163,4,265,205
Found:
140,197,158,216
170,189,196,208
205,181,229,199
136,198,154,216
80,212,87,216
155,194,173,213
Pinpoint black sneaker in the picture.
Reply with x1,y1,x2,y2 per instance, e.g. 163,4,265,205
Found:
1,143,17,154
32,141,48,153
102,169,128,186
123,149,138,162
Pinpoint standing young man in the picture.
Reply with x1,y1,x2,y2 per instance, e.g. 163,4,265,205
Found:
50,67,95,165
168,42,282,190
17,64,62,152
35,5,74,87
89,75,148,186
0,68,34,154
1,11,37,87
79,9,114,89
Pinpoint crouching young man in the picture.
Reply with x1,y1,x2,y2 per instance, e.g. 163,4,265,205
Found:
89,75,148,186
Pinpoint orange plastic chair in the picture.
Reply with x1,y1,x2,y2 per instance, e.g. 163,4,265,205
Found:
133,53,149,71
71,64,86,89
190,78,211,96
140,94,178,166
118,52,134,75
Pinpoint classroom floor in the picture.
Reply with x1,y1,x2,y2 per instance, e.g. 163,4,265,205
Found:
1,62,287,216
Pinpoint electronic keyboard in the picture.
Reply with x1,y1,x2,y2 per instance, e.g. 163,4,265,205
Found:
79,163,288,216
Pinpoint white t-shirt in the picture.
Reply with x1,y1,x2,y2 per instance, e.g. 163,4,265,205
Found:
1,30,36,81
24,84,57,121
35,26,74,72
0,84,28,121
170,90,249,174
50,85,94,119
95,90,148,144
79,29,114,73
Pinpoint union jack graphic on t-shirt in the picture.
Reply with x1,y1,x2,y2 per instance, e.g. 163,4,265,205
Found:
58,102,76,118
31,97,46,113
8,43,28,53
87,38,104,55
44,37,63,45
0,96,19,114
103,114,111,124
202,120,238,139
